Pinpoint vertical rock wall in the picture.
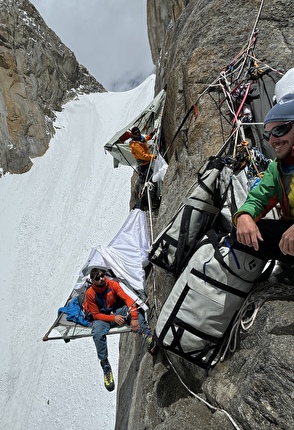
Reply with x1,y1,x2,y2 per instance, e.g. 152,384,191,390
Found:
116,1,294,429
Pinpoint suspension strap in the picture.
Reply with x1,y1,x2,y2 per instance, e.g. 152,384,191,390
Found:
114,143,139,174
144,181,155,242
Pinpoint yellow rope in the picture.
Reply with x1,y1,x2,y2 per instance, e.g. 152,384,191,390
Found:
240,141,263,179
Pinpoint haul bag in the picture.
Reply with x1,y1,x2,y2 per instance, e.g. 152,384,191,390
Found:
149,157,225,276
154,230,268,368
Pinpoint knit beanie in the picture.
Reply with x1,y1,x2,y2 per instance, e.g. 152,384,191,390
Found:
264,93,294,125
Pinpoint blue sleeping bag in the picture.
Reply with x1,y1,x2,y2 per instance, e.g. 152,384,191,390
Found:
58,297,91,327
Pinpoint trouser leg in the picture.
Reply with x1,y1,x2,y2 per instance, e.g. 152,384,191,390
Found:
233,219,294,264
137,310,149,333
138,163,150,181
139,164,158,201
114,305,129,318
91,320,111,361
115,305,148,333
92,307,129,361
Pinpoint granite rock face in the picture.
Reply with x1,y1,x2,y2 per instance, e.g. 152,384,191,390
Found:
116,1,294,429
0,0,104,174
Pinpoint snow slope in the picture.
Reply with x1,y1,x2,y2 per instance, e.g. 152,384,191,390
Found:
0,75,155,430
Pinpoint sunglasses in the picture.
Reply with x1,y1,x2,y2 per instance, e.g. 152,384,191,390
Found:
93,273,105,281
263,121,293,141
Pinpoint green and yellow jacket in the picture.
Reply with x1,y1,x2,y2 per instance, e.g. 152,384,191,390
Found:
233,159,294,225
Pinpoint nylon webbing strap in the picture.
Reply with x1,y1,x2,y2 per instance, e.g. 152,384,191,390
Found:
206,230,253,284
228,178,238,216
182,198,220,214
174,317,220,344
158,284,189,343
174,205,196,275
161,232,179,249
197,172,216,198
190,268,248,298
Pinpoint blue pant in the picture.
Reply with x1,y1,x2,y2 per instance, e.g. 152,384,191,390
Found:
91,305,148,361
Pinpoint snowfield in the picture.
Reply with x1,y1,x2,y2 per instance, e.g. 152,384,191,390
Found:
0,75,155,430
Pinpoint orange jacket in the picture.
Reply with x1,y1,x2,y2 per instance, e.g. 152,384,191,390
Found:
129,134,156,165
119,130,132,142
85,277,138,322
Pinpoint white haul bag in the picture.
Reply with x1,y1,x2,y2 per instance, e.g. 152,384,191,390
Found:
154,230,268,368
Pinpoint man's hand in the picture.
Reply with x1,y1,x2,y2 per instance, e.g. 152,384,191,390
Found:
279,224,294,255
130,319,140,332
236,213,263,251
114,315,126,326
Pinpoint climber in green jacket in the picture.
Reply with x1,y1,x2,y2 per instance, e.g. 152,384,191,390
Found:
233,93,294,282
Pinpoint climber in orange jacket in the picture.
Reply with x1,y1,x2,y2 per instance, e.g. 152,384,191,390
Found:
129,126,160,209
129,126,157,170
85,267,153,392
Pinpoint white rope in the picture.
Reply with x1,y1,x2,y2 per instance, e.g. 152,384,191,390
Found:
144,181,155,243
235,0,265,81
166,355,242,430
220,281,294,361
246,54,284,77
247,0,265,52
218,76,247,146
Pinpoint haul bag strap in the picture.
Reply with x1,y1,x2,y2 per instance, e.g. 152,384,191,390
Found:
169,325,215,358
203,230,273,286
161,232,179,249
157,285,190,343
206,229,254,283
229,177,238,216
219,176,232,211
197,171,217,198
191,267,248,298
182,198,220,214
173,316,221,344
160,202,218,251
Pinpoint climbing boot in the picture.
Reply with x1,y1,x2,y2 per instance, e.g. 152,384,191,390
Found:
100,359,115,392
141,327,156,352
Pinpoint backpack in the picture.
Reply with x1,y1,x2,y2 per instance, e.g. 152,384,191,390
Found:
149,156,225,276
154,230,270,369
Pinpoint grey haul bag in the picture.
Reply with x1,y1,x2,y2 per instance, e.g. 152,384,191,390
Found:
154,230,269,369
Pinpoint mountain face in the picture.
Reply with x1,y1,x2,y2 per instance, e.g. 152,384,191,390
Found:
2,0,293,429
0,0,104,174
116,1,294,429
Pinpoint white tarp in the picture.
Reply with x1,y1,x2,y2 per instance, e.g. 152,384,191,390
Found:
44,209,151,340
152,153,168,183
104,89,166,168
78,208,150,309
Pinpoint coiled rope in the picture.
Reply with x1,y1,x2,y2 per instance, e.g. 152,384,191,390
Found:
220,281,294,361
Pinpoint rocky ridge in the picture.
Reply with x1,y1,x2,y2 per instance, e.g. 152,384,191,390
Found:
0,0,104,174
